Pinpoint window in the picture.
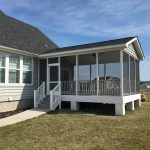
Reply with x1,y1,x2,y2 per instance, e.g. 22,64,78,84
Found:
9,55,20,83
0,55,5,83
23,57,32,84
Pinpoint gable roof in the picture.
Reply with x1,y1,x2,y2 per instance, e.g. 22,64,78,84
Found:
0,10,58,54
42,37,135,54
41,36,144,60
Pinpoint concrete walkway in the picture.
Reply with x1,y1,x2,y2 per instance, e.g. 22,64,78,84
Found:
0,109,49,127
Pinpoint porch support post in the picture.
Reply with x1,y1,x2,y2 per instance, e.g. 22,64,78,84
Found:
76,54,78,95
115,103,125,116
104,63,106,80
134,99,141,107
58,56,61,83
126,101,134,111
129,55,131,95
46,58,48,95
120,50,123,97
134,58,136,94
96,52,99,96
71,101,79,111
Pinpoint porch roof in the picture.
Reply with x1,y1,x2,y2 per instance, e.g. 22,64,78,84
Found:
40,36,144,60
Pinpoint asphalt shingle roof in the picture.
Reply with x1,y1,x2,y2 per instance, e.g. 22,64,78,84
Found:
42,36,136,54
0,10,58,54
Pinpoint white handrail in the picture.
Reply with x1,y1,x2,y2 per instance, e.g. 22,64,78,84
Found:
50,82,61,111
34,82,45,108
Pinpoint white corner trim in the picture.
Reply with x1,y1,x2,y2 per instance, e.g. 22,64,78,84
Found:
126,37,137,46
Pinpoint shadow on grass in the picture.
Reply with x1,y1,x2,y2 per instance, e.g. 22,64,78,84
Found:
47,102,115,116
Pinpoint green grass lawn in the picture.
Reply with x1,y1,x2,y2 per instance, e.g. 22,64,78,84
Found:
0,103,150,150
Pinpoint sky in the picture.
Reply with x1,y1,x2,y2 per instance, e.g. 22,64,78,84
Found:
0,0,150,81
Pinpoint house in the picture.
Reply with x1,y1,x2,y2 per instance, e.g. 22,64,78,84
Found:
0,11,144,116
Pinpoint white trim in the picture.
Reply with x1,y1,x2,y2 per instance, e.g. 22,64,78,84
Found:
123,94,141,103
58,56,61,83
39,44,126,58
76,54,78,95
126,37,144,60
46,58,48,94
5,55,9,84
20,56,23,84
62,95,122,104
96,52,99,96
0,53,34,86
134,58,136,94
0,45,38,57
120,50,123,97
47,58,60,95
47,63,59,66
126,37,137,46
129,55,131,95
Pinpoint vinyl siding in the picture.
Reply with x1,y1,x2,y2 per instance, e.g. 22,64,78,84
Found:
0,58,39,102
124,44,138,59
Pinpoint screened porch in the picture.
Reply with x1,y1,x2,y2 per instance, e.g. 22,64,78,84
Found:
59,50,140,96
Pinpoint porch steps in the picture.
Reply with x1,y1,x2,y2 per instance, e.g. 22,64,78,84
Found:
37,96,50,109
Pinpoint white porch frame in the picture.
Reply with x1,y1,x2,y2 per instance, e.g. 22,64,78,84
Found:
45,49,141,116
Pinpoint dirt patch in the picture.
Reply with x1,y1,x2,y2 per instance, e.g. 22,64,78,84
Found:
0,109,25,119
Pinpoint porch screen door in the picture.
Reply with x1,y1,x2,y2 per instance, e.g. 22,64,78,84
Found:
47,65,59,94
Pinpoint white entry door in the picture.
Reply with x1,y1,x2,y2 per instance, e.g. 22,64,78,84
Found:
47,64,59,95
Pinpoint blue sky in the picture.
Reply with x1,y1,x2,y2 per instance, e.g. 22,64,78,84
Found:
0,0,150,81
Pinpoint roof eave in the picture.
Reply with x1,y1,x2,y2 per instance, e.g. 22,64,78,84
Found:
0,45,39,57
126,37,145,61
39,43,126,58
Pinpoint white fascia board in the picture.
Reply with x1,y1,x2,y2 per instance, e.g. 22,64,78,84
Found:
39,44,126,58
126,38,144,60
126,37,137,46
0,45,39,57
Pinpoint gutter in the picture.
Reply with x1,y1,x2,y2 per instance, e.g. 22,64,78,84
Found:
0,45,39,57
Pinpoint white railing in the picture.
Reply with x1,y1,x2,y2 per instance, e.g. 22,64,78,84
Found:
78,80,97,95
34,82,45,108
50,82,61,111
62,81,76,95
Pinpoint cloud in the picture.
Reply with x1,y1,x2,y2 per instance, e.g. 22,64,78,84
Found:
1,0,150,39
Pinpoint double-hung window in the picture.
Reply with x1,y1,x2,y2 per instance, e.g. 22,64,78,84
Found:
9,55,20,83
0,55,5,83
23,57,32,84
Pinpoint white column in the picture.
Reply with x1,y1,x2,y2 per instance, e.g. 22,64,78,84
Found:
5,55,9,84
134,59,136,94
104,63,106,80
115,103,125,116
71,101,79,111
120,50,123,97
129,55,131,95
96,52,99,96
76,54,78,95
126,101,134,111
58,56,61,83
46,58,49,95
20,56,23,84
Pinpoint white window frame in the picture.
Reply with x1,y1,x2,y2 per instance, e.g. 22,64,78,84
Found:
0,51,33,86
9,55,20,84
0,54,6,84
22,56,33,85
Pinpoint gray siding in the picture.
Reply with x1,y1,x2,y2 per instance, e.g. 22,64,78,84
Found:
0,58,39,102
